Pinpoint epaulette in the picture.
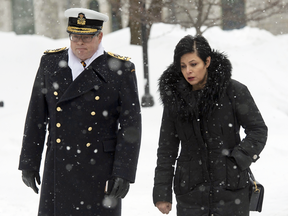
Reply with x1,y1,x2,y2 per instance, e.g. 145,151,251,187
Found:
44,47,67,54
108,52,131,61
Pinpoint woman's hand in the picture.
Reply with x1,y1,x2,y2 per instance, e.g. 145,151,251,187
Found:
156,201,172,214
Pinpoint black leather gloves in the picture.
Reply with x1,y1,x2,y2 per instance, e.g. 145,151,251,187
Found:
109,177,130,199
21,171,129,199
22,170,41,194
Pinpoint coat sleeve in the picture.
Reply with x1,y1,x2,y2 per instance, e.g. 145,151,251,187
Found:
153,106,180,205
230,80,268,171
112,62,142,183
18,56,48,172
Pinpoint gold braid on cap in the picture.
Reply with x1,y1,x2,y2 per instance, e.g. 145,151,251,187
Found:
67,26,100,34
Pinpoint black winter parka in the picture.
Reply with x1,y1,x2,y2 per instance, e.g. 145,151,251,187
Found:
153,51,267,216
19,49,141,216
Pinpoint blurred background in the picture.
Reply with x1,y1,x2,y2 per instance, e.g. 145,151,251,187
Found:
1,1,288,215
0,0,287,42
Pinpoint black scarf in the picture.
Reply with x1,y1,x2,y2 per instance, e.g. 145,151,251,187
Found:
158,50,232,121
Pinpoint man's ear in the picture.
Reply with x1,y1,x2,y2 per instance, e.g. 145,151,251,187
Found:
98,32,103,42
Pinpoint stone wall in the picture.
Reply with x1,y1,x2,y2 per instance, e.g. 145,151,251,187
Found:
247,2,288,35
0,0,12,32
0,0,287,37
34,0,112,39
0,0,112,39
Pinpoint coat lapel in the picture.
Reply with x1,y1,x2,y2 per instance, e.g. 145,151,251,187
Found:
57,54,109,104
49,52,73,97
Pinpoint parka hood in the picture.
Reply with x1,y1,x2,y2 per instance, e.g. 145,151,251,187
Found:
158,50,232,120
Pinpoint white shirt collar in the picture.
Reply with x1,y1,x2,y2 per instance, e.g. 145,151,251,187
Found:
68,42,104,81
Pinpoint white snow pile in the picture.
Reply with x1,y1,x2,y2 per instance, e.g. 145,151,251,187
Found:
0,23,288,215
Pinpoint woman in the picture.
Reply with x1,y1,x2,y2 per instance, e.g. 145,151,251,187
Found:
153,35,267,216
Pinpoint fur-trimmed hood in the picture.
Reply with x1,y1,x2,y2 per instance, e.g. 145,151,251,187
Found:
158,50,232,120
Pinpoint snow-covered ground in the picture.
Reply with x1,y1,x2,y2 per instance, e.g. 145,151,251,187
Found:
0,23,288,215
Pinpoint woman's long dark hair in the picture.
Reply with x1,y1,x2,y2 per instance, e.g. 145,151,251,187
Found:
170,35,231,119
173,35,212,71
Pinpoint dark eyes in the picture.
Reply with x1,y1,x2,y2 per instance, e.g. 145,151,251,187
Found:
181,63,197,68
82,36,91,40
69,34,95,43
74,36,89,40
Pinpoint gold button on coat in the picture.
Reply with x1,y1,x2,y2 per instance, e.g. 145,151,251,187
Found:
91,111,96,116
88,127,92,131
54,91,58,96
56,138,61,143
56,123,61,127
86,143,91,147
95,96,100,100
56,107,62,111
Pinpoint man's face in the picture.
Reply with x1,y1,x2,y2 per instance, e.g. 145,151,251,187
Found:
70,32,103,61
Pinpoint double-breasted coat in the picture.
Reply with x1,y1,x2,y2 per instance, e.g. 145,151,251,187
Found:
18,49,141,216
153,51,267,216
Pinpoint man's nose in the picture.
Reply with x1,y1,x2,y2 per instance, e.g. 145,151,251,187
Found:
77,39,84,44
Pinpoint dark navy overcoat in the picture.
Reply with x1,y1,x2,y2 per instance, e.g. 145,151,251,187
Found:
19,49,141,216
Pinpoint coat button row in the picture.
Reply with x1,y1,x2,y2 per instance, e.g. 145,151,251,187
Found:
54,94,98,100
57,107,98,115
56,139,91,148
56,125,92,131
55,105,95,147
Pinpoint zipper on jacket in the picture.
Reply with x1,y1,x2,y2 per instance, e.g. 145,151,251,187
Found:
200,118,214,216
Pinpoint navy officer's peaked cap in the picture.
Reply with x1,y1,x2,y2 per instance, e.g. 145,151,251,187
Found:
65,8,109,35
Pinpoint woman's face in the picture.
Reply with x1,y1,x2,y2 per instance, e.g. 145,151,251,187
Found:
180,52,211,91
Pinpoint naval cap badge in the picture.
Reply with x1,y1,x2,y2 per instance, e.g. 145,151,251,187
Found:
77,13,86,25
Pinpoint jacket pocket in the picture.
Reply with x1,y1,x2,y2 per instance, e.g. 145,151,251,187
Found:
174,156,203,195
102,139,117,152
226,156,249,190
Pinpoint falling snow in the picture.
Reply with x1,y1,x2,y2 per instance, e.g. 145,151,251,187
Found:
0,23,288,215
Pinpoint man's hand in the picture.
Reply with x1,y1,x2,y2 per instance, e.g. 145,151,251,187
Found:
22,170,41,194
109,177,130,199
156,201,172,214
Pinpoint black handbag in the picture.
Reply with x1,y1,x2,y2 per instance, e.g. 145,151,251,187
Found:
248,168,264,212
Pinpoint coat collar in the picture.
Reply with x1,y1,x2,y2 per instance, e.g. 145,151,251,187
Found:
159,50,232,119
68,42,105,80
50,52,110,104
49,50,72,95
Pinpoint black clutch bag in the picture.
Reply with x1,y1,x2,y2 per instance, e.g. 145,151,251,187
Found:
248,168,264,212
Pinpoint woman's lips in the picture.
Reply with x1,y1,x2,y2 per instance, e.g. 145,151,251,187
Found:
188,77,195,81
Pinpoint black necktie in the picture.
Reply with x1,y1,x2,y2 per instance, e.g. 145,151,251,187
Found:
81,61,86,68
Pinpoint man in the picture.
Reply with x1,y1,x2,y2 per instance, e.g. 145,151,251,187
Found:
18,8,141,216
